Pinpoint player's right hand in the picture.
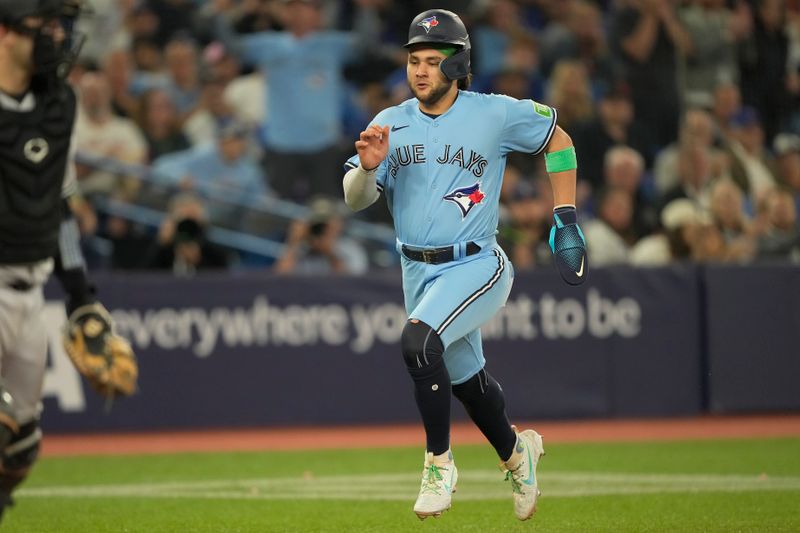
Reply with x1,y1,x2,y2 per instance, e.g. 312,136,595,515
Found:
549,205,588,286
355,124,389,171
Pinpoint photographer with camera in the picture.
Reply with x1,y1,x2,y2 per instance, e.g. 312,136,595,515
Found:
146,193,231,276
273,196,368,275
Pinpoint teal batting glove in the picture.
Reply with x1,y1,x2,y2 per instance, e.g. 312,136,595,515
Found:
549,205,587,285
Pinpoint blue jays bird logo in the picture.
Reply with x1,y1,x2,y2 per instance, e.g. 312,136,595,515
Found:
418,16,439,33
444,183,486,218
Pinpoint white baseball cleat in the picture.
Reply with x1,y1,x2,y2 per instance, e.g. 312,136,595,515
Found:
501,426,545,521
413,449,458,520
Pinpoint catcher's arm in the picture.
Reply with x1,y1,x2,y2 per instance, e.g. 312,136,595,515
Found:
54,198,138,399
53,197,95,314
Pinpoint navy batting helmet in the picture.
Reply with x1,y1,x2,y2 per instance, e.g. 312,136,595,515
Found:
404,9,471,81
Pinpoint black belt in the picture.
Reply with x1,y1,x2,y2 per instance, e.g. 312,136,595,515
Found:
401,242,481,265
7,279,33,291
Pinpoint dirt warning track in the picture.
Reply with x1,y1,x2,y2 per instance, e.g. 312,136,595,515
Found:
41,414,800,457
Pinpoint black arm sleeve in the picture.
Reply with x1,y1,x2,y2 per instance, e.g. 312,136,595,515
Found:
52,199,95,315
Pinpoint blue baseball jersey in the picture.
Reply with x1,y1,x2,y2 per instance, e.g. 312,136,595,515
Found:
345,91,557,248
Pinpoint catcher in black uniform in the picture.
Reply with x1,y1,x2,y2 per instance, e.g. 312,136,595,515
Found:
0,0,137,522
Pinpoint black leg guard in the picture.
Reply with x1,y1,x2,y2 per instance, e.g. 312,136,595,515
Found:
453,369,517,461
0,419,42,522
401,319,451,455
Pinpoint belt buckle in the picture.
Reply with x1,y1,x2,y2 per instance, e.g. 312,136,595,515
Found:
422,249,437,264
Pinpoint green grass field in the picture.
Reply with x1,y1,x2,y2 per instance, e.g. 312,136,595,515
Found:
6,438,800,532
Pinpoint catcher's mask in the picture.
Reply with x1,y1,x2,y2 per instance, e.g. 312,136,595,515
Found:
404,9,471,81
0,0,89,79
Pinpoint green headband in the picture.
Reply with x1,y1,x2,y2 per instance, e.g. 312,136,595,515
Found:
433,45,458,57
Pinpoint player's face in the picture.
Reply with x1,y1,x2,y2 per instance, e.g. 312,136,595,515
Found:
407,48,453,106
8,16,66,73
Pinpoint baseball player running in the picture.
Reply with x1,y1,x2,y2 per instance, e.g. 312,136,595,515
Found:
0,1,136,522
343,9,587,521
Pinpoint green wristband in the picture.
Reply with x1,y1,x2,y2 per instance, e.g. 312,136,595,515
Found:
544,147,577,173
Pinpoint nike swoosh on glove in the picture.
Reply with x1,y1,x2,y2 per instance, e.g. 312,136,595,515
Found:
549,206,587,285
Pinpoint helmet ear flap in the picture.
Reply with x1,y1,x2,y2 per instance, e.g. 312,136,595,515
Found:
440,47,470,80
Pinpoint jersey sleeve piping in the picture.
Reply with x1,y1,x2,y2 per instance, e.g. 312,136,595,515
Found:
532,107,558,156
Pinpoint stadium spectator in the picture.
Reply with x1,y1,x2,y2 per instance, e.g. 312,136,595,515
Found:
102,48,140,118
689,216,728,262
654,107,727,195
571,81,654,188
708,176,756,261
182,77,238,146
677,0,750,108
74,0,129,63
152,120,269,229
756,187,800,262
202,41,267,128
545,59,594,134
539,0,615,95
582,186,637,266
490,65,538,102
125,1,163,45
471,0,530,79
131,37,165,78
634,196,731,265
211,0,382,201
163,36,203,121
659,143,717,210
630,197,709,265
147,0,198,47
773,133,800,213
610,0,692,148
134,88,191,162
738,0,792,143
725,106,779,202
711,79,743,141
105,212,156,271
603,145,658,238
489,32,545,101
145,193,231,275
273,196,369,275
74,71,148,202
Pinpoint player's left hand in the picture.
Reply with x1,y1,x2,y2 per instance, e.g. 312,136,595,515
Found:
549,205,587,285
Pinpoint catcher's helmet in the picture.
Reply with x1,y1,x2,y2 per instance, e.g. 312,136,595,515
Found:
0,0,88,78
404,9,470,81
0,0,68,23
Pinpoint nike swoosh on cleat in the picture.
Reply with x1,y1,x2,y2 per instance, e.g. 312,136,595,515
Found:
391,125,409,132
523,445,536,486
575,256,585,277
442,472,455,493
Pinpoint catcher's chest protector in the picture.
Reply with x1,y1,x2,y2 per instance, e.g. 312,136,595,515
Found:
0,82,76,264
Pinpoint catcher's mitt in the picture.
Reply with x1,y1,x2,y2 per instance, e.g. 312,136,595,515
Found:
62,302,138,398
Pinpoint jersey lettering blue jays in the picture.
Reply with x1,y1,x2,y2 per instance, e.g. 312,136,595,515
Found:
345,91,557,247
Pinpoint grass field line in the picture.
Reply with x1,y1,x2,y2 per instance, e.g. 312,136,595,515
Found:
20,471,800,501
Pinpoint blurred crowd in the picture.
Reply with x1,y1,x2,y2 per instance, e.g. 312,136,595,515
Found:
68,0,800,275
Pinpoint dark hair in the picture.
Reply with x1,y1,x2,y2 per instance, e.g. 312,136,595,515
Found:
457,73,472,90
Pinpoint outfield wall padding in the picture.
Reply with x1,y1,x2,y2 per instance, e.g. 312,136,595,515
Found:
38,264,795,432
705,264,800,412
